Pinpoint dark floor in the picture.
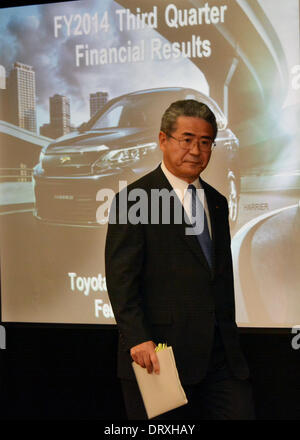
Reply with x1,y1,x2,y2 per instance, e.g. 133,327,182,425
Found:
0,326,299,420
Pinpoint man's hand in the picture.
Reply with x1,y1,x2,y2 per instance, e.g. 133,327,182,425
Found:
130,341,160,374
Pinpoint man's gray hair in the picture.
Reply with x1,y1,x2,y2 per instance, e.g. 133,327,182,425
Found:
160,99,218,140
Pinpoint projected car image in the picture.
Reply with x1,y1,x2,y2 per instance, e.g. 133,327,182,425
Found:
33,87,240,226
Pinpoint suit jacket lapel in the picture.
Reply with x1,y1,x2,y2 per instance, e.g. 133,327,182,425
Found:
200,178,217,276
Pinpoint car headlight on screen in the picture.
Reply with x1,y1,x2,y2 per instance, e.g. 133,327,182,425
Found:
92,142,157,173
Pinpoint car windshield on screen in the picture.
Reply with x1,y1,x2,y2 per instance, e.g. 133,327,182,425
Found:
90,94,163,130
89,91,223,131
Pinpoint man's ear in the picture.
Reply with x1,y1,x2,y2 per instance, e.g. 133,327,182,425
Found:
159,131,167,152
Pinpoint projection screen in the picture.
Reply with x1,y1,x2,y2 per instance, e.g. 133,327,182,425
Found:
0,0,299,327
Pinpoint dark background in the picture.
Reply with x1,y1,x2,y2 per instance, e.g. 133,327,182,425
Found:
0,325,299,420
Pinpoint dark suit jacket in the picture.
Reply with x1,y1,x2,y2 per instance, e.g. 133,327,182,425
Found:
105,164,249,385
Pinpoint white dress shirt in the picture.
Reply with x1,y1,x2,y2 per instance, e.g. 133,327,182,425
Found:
160,161,212,238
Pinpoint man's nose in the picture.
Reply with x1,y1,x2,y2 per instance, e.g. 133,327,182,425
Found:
189,142,202,154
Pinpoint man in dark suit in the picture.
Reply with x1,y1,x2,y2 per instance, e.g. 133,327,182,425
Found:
105,100,255,420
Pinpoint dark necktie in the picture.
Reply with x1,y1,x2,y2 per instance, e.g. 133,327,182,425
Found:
188,184,213,269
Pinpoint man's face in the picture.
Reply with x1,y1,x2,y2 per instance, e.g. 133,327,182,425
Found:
159,116,214,183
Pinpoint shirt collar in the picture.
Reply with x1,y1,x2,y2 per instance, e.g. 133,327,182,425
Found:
161,160,202,191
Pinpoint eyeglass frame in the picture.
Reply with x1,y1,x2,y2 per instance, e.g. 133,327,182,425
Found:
167,134,216,152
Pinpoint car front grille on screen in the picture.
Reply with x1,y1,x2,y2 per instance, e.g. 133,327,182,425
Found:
35,180,98,223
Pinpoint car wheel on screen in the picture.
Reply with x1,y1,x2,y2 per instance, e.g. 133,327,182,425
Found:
228,170,239,225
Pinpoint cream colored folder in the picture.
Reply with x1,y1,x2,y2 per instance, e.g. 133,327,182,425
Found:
132,346,188,419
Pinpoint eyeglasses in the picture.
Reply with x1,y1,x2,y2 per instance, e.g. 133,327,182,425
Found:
168,134,216,152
